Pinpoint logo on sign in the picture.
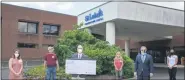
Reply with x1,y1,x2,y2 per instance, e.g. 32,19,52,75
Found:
85,9,104,25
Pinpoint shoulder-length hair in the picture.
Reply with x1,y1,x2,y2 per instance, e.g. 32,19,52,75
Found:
12,49,21,60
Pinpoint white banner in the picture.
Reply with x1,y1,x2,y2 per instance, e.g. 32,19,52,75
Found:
65,60,96,75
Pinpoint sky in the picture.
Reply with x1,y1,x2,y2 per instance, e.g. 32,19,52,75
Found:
2,2,184,16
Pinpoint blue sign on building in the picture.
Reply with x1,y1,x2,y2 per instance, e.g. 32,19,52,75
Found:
85,9,104,25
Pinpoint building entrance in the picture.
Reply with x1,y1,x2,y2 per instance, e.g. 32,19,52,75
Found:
147,47,169,63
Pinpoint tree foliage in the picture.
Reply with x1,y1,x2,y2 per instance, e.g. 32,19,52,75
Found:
54,23,134,78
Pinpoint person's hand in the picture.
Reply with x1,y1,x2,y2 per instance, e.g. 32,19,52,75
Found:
119,68,122,71
14,73,19,76
115,68,118,71
134,72,137,77
57,67,59,71
150,73,153,77
169,66,172,69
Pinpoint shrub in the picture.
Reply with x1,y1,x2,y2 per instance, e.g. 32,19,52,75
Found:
54,23,134,78
24,65,72,80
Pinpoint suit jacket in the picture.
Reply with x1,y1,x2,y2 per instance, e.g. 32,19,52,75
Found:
70,53,89,60
135,53,154,76
70,53,89,77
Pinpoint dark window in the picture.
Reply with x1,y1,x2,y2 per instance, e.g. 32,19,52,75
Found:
17,43,38,48
18,21,38,34
43,24,59,35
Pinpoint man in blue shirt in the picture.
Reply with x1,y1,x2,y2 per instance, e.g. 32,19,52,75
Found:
134,46,154,80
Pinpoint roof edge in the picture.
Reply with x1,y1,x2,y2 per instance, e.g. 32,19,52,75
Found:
78,1,184,16
1,3,77,17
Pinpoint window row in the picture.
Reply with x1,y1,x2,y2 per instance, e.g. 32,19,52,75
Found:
18,21,60,36
17,43,54,48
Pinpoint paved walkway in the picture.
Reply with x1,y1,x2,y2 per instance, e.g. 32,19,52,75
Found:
2,67,184,79
154,63,184,68
130,67,184,80
2,61,184,79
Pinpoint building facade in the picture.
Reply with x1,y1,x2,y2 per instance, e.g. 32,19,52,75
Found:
1,3,77,60
78,1,184,63
1,2,184,63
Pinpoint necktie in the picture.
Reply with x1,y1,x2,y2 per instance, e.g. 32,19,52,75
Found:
78,54,81,59
142,55,145,63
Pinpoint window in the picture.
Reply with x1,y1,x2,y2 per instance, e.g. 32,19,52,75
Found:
43,24,59,35
17,43,38,48
18,21,38,34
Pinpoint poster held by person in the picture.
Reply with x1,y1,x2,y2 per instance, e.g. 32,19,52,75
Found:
67,45,96,79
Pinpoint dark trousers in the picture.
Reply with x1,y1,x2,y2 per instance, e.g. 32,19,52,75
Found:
137,72,150,80
168,67,177,80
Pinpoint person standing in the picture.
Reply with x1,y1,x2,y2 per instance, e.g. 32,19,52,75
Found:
114,51,124,79
71,45,88,60
9,49,23,80
134,46,154,80
70,45,89,78
44,46,59,80
167,49,178,80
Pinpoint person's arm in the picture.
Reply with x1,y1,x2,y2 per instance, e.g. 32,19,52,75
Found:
18,59,23,75
113,58,118,70
9,58,17,75
172,56,178,67
55,54,59,70
44,55,47,69
56,60,59,70
167,57,170,67
120,58,124,70
149,55,154,73
134,55,138,72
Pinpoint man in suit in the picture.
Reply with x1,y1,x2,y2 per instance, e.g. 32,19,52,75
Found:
70,45,89,78
71,45,89,60
134,46,154,80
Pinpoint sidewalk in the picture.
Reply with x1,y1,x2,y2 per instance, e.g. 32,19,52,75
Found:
129,67,184,80
154,63,184,68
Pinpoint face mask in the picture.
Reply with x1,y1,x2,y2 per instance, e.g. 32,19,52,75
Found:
77,49,82,53
15,53,19,58
141,50,146,54
49,50,53,53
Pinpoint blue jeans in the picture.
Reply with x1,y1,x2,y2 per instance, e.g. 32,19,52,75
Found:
45,66,56,80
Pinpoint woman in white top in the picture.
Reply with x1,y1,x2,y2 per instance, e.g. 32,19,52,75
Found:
167,49,178,80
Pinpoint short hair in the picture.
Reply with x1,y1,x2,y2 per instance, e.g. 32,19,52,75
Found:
77,45,83,49
140,46,147,50
48,46,54,51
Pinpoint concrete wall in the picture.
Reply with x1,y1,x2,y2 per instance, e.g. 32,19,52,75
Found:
118,2,184,27
1,3,77,60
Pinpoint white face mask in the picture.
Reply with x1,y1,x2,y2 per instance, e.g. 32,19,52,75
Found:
141,50,146,54
15,53,19,58
49,50,53,53
77,49,83,53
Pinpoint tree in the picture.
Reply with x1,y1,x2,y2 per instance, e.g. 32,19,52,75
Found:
54,23,134,78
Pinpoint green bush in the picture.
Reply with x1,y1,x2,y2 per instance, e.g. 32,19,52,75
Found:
24,65,72,80
54,23,134,78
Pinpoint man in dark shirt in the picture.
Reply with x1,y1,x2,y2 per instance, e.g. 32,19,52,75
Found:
44,46,59,80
